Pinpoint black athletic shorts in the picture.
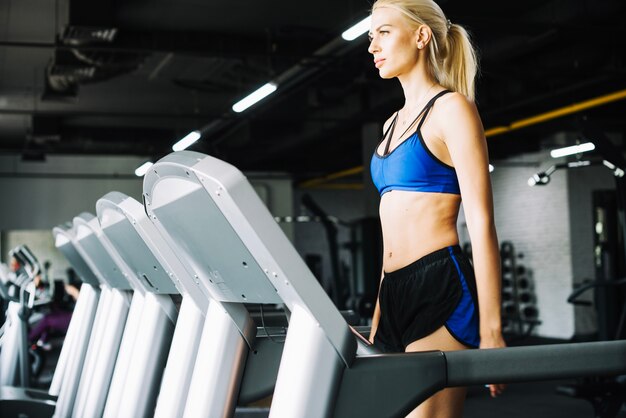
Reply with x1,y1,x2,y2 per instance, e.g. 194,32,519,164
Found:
373,245,480,353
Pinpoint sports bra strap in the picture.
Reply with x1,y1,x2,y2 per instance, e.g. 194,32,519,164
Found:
381,111,399,147
381,89,452,156
416,89,451,131
382,113,399,155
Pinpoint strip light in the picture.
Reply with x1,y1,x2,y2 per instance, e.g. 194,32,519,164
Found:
342,16,371,41
172,131,201,151
550,142,595,158
232,83,277,113
134,161,153,177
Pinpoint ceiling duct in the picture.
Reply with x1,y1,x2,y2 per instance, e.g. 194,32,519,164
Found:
62,26,119,46
42,49,91,100
42,0,146,101
42,44,147,100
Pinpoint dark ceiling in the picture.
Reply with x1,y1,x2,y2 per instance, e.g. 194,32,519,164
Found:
1,0,625,181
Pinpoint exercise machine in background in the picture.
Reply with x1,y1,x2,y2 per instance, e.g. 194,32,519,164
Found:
529,126,626,417
281,193,381,324
0,245,42,388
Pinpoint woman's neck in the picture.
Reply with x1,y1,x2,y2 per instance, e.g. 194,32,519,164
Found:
398,67,436,109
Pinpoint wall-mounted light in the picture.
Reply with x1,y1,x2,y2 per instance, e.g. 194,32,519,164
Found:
489,164,494,173
528,161,591,186
135,161,153,177
342,16,371,41
603,160,625,177
172,131,201,151
550,142,595,158
232,83,277,113
527,172,550,186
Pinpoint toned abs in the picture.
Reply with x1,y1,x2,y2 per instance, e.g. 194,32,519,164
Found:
379,190,461,272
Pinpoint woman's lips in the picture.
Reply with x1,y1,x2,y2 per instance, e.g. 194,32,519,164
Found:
375,58,385,68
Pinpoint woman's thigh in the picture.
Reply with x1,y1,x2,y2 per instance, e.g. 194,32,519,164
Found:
404,326,469,418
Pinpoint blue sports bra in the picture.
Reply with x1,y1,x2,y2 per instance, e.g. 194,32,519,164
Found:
370,90,460,196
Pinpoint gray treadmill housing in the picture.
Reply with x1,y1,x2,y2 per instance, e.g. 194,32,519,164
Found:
52,224,100,287
72,213,132,290
94,192,208,314
144,151,356,366
143,156,280,305
97,193,178,295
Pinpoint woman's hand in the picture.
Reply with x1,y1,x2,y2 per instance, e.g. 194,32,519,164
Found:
480,331,507,397
368,329,377,345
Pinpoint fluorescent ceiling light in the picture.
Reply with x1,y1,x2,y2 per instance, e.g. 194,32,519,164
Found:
172,130,201,151
135,161,153,177
489,164,494,172
550,142,595,158
342,16,371,41
232,83,277,113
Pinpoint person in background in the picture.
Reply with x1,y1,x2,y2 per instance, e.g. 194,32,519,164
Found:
9,256,24,278
28,268,80,351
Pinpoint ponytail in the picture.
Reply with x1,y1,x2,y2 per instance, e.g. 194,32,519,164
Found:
438,23,478,101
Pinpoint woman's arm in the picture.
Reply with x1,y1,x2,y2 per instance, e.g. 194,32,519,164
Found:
369,114,395,344
438,93,505,397
368,268,384,343
65,283,80,301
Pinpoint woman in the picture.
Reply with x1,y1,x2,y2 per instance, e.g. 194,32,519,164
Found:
367,1,506,417
28,276,78,351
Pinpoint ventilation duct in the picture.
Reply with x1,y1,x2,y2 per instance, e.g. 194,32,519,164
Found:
42,0,146,100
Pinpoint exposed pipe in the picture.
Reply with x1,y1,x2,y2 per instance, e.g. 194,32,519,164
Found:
485,88,626,137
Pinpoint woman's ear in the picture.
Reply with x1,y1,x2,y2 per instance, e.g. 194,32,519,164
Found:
415,24,432,49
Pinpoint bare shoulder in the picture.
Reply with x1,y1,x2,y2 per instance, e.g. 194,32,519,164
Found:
432,91,484,142
435,91,479,120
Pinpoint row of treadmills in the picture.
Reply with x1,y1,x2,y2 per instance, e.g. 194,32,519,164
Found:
1,150,625,418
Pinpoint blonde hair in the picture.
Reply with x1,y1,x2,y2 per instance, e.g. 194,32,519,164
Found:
372,0,479,101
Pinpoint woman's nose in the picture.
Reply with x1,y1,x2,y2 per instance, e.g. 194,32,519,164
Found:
368,39,378,54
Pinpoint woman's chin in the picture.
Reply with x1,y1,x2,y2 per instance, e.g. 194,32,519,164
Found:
378,69,396,79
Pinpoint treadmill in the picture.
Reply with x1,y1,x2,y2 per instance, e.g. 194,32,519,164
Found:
144,150,626,418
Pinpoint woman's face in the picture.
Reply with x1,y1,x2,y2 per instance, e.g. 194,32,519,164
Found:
368,7,419,79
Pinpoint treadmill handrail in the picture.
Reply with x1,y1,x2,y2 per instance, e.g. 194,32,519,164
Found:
334,340,626,418
445,339,626,386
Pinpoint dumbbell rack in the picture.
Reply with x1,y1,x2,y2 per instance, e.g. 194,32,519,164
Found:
500,241,541,338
